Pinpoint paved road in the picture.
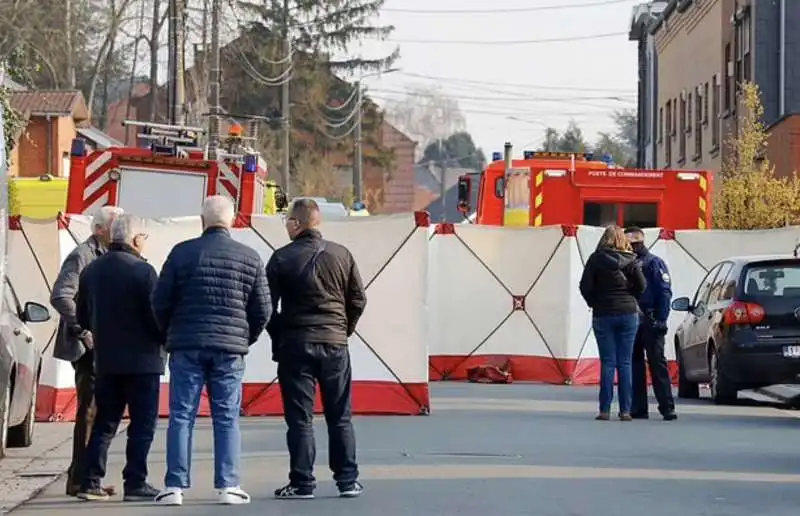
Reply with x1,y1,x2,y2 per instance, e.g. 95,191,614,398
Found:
11,384,800,516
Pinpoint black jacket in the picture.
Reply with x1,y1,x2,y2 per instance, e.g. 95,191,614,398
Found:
76,243,165,376
266,229,366,355
579,247,647,316
152,227,271,355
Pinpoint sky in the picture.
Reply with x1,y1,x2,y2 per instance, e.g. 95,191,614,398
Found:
353,0,641,155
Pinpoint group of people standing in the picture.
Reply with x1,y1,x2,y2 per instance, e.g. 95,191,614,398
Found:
49,196,366,505
579,225,677,422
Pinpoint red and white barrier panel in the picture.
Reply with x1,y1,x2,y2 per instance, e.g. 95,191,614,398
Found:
9,212,430,422
428,223,800,385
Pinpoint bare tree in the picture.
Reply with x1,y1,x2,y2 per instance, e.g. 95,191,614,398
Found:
383,84,467,160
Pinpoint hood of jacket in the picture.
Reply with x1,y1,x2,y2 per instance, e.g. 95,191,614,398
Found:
593,246,637,271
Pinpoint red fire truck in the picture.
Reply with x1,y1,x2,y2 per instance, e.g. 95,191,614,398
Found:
457,145,712,230
66,120,283,219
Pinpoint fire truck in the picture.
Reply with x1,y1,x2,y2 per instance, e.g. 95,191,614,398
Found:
66,120,287,218
457,143,712,230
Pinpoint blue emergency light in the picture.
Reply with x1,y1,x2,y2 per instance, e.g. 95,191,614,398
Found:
243,154,257,173
585,152,594,161
492,151,502,161
601,153,613,164
523,150,535,160
70,138,87,157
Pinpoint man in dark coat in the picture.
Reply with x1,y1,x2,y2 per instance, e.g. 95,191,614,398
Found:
50,205,123,496
152,195,271,506
75,214,164,501
267,198,367,500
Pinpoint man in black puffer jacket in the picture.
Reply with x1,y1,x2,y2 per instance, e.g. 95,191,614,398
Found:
152,195,271,506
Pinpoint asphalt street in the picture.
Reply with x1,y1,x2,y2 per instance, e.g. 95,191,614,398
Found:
11,383,800,516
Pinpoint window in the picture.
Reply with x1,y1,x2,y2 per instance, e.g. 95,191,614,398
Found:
665,101,672,166
494,176,505,198
711,74,720,149
742,11,752,82
703,82,709,124
707,263,733,304
679,92,686,163
694,87,703,159
724,43,732,112
672,98,677,135
743,263,800,297
693,264,724,307
687,92,693,134
658,107,664,143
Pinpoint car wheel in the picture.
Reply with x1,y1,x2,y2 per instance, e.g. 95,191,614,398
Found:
0,381,10,458
676,342,700,399
8,373,36,448
710,348,737,405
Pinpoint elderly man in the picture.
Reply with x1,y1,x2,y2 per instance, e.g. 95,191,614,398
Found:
75,214,163,501
267,198,367,500
51,205,123,497
152,195,271,506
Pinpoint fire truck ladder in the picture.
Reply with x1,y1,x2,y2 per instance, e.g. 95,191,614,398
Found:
122,120,207,157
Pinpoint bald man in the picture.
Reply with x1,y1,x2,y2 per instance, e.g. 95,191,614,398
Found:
266,198,367,500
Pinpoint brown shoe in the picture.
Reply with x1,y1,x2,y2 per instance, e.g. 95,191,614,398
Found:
595,412,610,421
102,485,117,496
619,413,633,421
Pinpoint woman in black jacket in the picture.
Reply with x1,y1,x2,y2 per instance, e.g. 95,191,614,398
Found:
579,225,646,421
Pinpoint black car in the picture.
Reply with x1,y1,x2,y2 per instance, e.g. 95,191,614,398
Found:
672,255,800,405
0,277,51,457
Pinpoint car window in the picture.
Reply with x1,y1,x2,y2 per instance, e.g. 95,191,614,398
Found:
707,262,733,304
693,264,723,307
3,278,19,313
743,263,800,297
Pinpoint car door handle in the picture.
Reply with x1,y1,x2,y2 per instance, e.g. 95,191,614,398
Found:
13,328,20,336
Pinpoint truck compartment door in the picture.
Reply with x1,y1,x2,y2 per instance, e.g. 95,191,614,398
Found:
582,201,658,228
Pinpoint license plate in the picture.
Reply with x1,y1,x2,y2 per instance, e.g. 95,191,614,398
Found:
783,346,800,358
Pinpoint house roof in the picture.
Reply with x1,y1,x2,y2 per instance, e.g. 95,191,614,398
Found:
629,1,667,40
77,126,123,149
9,90,89,120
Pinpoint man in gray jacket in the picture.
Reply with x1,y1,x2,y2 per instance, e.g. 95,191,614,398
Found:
51,205,123,497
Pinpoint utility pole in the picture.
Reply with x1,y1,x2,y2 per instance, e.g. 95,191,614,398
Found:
66,0,75,89
438,138,446,222
167,0,175,123
168,0,186,124
280,0,291,195
353,81,363,204
208,0,221,159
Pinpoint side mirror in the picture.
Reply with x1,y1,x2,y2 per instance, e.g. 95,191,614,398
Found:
457,176,471,214
671,297,691,312
273,187,289,211
23,301,51,323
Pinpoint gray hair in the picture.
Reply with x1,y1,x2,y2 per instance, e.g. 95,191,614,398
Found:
93,205,124,231
201,195,235,229
109,214,141,244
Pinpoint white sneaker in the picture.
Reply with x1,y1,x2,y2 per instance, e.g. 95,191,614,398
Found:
154,487,183,506
218,486,251,505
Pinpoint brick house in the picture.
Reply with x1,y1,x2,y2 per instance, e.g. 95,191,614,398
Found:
104,40,418,214
8,91,90,177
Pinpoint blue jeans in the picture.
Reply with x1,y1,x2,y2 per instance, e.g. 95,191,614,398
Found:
164,350,245,490
593,313,639,414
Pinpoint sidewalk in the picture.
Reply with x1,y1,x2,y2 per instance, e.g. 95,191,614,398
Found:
0,422,127,513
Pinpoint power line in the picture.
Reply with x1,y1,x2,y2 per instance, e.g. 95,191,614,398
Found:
386,31,627,45
391,71,636,94
383,0,634,14
367,88,635,103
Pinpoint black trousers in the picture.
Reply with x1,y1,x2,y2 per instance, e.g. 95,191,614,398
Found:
277,343,358,489
631,321,675,416
66,352,96,493
81,373,160,491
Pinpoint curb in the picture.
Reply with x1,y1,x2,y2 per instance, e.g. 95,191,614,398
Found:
4,422,129,514
754,385,800,406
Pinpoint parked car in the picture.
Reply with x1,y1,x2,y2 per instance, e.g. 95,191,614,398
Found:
672,255,800,405
0,277,50,457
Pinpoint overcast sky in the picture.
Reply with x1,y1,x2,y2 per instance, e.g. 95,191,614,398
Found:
354,0,640,155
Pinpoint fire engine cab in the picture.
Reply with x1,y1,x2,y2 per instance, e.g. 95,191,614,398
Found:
66,120,284,218
458,144,713,230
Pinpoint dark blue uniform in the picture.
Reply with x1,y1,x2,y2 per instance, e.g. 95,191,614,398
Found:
631,250,677,419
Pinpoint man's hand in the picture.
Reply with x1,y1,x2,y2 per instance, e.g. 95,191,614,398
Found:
72,326,94,350
652,319,669,336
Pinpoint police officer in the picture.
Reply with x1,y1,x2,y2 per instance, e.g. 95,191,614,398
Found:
624,226,677,421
